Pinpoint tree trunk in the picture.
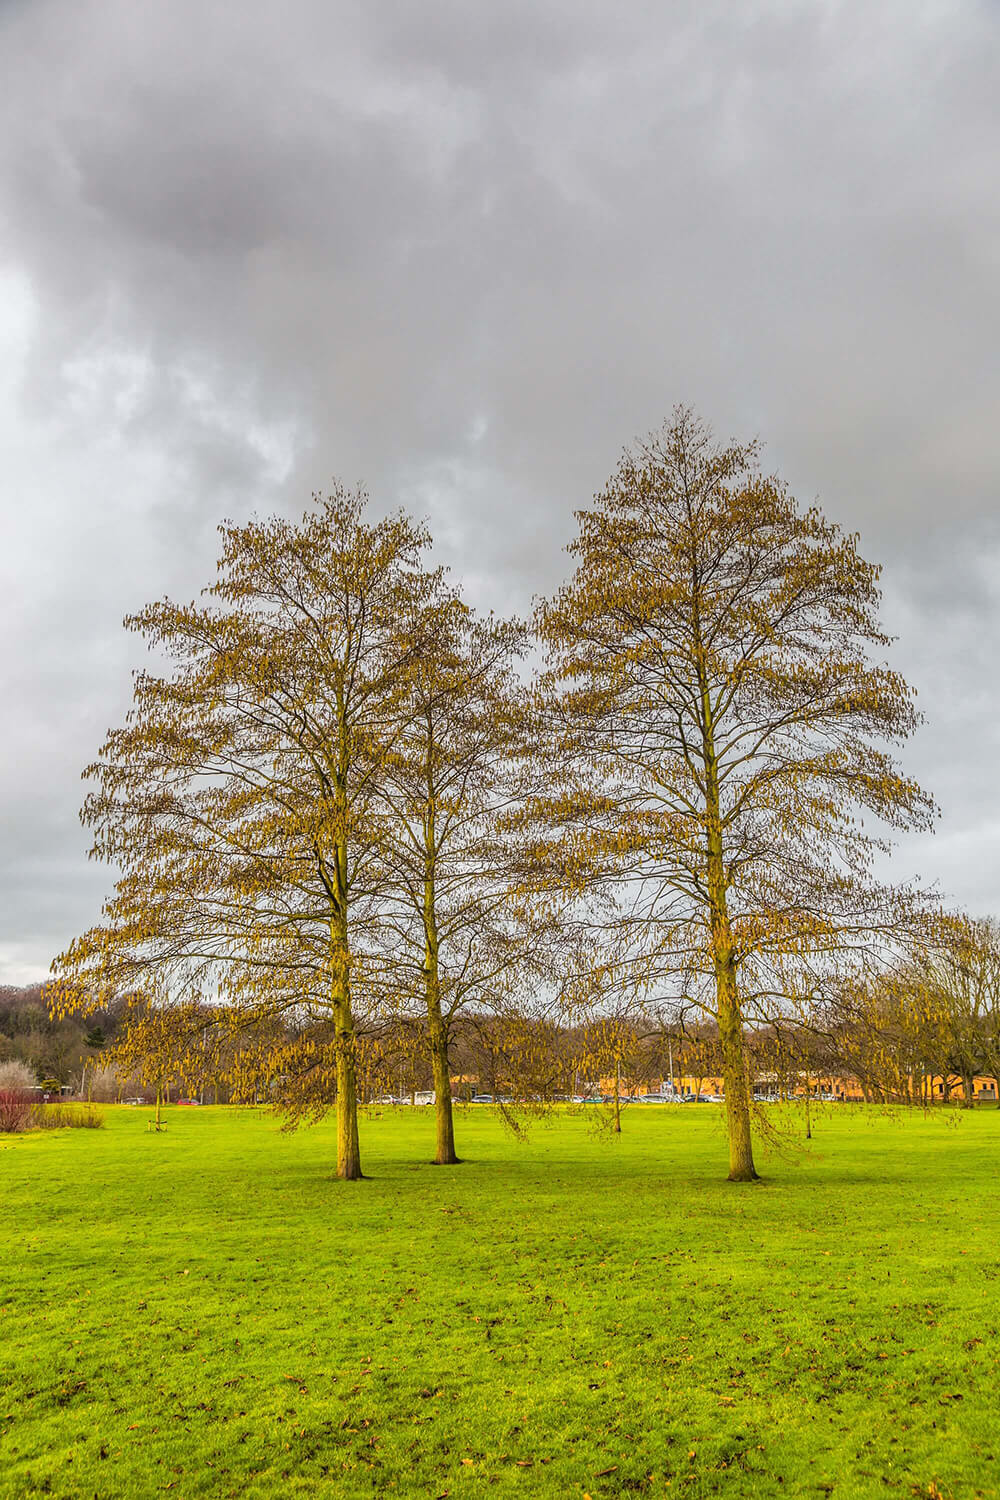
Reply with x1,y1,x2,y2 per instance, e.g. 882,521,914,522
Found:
697,632,759,1182
334,987,363,1180
331,917,362,1178
331,693,363,1181
717,977,758,1180
429,1015,458,1164
704,848,756,1174
612,1054,622,1134
423,778,459,1165
804,1069,812,1140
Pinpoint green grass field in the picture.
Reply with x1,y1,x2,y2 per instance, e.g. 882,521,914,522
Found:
3,1103,999,1499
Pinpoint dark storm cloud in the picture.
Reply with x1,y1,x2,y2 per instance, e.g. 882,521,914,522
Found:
1,0,999,977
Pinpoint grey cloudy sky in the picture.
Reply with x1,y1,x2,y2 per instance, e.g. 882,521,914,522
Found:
2,0,998,982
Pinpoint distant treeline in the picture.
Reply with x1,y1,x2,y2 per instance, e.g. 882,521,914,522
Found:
0,984,126,1091
7,980,997,1115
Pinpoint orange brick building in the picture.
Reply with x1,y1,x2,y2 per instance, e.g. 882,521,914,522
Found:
595,1072,1000,1103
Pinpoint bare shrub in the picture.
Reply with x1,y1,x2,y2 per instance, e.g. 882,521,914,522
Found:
87,1063,124,1103
0,1060,36,1090
0,1088,33,1132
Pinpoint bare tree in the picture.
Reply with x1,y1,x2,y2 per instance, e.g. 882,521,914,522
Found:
53,490,438,1180
529,409,935,1181
379,598,535,1163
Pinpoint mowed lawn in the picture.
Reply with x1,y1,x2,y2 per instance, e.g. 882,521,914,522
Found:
2,1105,1000,1500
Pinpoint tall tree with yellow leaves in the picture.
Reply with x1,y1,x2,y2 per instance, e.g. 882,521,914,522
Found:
530,410,935,1181
53,489,437,1180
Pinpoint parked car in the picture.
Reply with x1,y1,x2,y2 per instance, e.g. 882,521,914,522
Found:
470,1093,494,1103
176,1098,201,1106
